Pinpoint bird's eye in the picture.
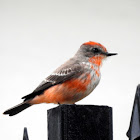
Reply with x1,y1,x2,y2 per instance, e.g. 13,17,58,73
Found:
92,48,100,53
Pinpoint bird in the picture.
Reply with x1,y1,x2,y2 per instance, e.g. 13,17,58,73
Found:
3,41,117,116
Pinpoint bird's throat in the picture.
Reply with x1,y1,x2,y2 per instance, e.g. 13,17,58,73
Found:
89,56,104,67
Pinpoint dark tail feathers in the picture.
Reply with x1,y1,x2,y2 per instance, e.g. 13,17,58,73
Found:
3,102,31,116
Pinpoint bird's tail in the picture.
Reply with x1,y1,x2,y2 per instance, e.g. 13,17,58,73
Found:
3,102,31,116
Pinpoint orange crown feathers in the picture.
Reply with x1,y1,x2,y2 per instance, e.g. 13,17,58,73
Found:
83,41,107,52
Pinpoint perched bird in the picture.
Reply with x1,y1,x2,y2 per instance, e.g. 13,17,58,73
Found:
3,41,117,116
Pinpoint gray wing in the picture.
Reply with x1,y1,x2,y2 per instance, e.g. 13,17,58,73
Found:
22,63,84,101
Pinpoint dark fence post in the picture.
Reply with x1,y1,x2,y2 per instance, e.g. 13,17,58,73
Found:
47,104,113,140
23,127,29,140
127,85,140,140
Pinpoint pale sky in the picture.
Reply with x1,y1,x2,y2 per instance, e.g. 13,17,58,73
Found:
0,0,140,140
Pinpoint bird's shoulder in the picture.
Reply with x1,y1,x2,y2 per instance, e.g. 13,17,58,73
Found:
35,59,84,91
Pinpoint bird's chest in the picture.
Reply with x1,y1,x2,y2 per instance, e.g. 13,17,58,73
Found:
86,70,100,94
81,62,101,95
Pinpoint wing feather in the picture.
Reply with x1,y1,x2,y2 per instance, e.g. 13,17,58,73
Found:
22,63,84,101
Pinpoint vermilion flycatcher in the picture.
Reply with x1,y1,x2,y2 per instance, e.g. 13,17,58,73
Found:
3,41,117,116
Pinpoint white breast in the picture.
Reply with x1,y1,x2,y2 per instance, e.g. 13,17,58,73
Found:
81,62,101,96
87,70,100,95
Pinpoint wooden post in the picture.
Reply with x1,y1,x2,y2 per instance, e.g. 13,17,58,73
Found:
47,105,113,140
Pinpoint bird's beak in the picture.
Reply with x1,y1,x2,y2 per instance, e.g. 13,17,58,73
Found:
105,52,118,57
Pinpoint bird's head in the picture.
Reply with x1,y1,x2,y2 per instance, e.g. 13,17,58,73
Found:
75,41,117,66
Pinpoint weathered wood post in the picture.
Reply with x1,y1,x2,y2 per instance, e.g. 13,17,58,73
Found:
48,104,113,140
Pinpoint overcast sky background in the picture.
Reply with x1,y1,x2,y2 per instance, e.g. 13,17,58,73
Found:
0,0,140,140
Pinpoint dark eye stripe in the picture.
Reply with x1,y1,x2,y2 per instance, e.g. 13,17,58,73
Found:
92,48,100,53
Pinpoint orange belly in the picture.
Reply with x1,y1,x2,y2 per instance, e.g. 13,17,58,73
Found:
30,73,91,104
